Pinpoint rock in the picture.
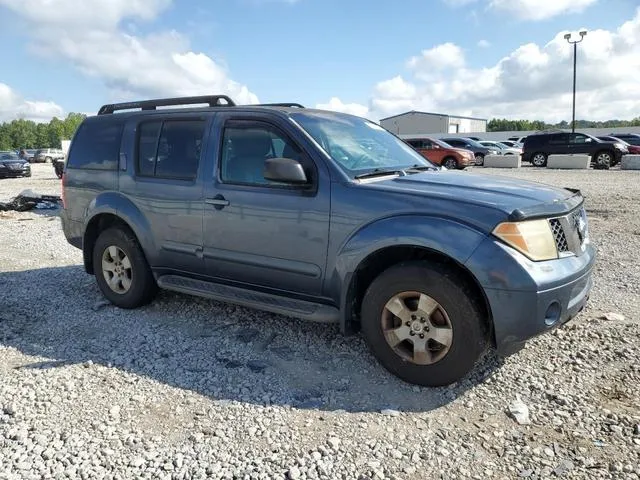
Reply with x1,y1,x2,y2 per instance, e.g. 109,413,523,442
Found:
287,466,301,479
609,425,624,435
633,424,640,435
3,403,16,416
327,437,340,449
247,360,269,373
508,396,531,425
554,460,574,476
130,457,145,468
600,312,625,321
109,405,121,417
380,409,401,417
389,449,403,459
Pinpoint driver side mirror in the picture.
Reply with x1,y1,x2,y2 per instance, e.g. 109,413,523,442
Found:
264,158,308,185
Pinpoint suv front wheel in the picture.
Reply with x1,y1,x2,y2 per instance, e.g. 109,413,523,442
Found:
361,262,487,387
531,152,548,167
93,227,158,309
594,151,612,170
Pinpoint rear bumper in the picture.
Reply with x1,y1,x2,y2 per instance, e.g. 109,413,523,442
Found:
60,209,83,250
465,238,596,356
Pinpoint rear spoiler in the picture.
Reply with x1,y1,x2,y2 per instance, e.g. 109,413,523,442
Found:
508,188,584,221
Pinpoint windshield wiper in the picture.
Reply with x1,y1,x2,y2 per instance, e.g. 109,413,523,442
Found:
354,168,405,180
405,164,438,173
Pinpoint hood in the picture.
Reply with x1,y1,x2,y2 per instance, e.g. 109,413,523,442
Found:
362,170,582,220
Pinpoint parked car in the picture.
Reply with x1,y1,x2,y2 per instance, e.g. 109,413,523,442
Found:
478,141,522,155
597,136,640,154
35,148,65,163
0,152,31,178
522,131,626,168
439,137,498,165
19,149,37,163
508,136,528,144
404,137,475,169
60,95,595,387
608,133,640,146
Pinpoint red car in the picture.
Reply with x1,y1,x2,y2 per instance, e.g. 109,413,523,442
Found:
405,137,475,169
597,136,640,154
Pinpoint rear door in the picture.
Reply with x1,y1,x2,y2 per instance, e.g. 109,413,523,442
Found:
118,114,209,274
547,133,570,154
566,133,595,155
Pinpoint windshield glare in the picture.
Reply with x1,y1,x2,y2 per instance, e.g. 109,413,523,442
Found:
290,112,434,176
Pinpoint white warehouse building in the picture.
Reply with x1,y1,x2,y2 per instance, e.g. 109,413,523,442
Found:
380,110,487,135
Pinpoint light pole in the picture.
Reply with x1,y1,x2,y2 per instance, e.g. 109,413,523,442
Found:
564,30,587,133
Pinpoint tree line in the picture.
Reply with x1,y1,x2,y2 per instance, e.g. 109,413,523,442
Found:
0,113,86,151
488,117,640,132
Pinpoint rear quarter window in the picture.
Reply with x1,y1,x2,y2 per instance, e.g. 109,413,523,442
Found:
67,119,123,170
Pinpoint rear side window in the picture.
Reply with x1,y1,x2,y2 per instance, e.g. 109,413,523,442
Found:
67,120,123,170
136,119,204,180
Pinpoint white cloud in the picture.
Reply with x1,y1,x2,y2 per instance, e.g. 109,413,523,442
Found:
442,0,598,20
315,97,369,117
348,8,640,123
0,0,259,111
489,0,598,21
0,83,64,122
477,39,491,48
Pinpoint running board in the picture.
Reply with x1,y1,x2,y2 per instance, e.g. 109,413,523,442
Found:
157,275,339,323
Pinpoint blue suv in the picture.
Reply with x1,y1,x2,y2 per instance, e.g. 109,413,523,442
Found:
60,95,596,386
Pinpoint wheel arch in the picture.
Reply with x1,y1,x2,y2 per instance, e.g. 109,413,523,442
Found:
340,244,493,344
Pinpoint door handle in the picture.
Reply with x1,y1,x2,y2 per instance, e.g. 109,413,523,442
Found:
205,194,230,210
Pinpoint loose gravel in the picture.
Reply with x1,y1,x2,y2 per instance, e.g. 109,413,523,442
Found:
1,163,638,479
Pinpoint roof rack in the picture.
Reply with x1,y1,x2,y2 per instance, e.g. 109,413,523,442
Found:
254,103,305,108
97,95,236,115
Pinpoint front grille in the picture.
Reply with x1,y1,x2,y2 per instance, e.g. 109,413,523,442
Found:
548,207,588,256
550,218,569,252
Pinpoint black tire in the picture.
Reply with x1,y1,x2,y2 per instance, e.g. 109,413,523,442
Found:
442,157,458,170
474,154,484,166
531,152,547,167
92,227,157,309
361,261,487,387
593,150,612,170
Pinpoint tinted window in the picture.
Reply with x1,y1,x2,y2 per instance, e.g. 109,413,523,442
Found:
569,134,591,144
548,134,568,145
136,120,204,180
67,119,123,170
221,122,304,186
407,140,421,148
137,121,162,177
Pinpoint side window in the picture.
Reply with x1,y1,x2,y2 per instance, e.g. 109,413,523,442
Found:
548,134,568,145
136,119,204,180
422,140,433,149
407,140,421,148
220,122,305,186
67,120,123,170
570,134,590,144
137,121,161,176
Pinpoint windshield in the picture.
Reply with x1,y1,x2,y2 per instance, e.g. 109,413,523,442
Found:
462,138,486,148
290,112,434,177
1,153,19,160
432,138,453,148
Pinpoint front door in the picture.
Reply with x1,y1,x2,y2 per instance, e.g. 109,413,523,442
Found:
202,114,331,296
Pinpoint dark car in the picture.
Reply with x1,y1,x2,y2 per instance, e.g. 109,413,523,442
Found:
522,132,626,168
439,137,498,165
0,152,31,178
597,136,640,154
59,95,595,387
608,133,640,146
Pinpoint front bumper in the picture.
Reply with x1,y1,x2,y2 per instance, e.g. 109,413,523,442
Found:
465,237,596,356
0,166,31,178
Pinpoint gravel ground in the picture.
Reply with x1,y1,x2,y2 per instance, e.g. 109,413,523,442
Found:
1,163,638,480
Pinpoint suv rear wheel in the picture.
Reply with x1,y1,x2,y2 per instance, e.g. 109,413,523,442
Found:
531,152,548,167
93,227,157,309
361,262,487,387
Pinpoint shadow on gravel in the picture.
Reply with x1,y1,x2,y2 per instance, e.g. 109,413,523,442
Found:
0,266,502,414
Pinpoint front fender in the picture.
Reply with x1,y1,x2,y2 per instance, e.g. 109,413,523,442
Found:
85,192,157,261
329,215,488,326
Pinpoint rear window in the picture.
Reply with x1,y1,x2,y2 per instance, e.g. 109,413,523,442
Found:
67,119,123,170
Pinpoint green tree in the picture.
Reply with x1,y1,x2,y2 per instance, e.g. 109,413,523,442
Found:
47,117,65,148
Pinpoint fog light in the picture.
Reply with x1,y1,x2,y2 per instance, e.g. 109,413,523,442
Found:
544,302,562,326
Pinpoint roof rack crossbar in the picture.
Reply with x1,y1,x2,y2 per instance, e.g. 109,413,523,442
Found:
254,103,305,108
97,95,236,115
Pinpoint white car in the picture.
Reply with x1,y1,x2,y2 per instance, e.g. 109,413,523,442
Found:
479,141,522,156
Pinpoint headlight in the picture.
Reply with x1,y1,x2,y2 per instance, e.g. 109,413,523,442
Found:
614,143,627,151
493,219,558,261
489,150,499,155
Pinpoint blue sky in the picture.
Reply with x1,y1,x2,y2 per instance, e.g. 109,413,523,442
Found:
1,0,639,123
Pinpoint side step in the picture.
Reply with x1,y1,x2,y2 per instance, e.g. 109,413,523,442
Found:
157,275,339,323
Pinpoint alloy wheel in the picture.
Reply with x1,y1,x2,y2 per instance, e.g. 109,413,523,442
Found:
101,246,133,294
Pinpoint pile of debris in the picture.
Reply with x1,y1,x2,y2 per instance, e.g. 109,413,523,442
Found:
0,190,61,212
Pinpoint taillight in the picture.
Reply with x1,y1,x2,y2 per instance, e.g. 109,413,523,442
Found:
61,173,66,209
